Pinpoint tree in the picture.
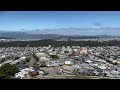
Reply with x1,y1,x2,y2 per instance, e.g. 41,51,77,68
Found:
33,53,39,62
0,72,10,79
0,58,6,63
0,63,20,78
26,57,30,62
113,56,117,60
50,55,59,59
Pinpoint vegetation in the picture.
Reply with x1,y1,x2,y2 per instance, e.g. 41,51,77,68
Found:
0,58,6,63
50,55,59,59
0,63,20,79
26,57,31,62
0,39,119,47
0,72,10,79
33,53,39,62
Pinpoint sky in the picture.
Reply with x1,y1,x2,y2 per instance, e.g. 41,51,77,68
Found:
0,11,120,35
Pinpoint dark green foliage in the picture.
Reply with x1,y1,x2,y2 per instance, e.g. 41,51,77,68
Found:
0,72,10,79
50,55,59,59
33,53,39,62
26,57,30,62
0,58,6,63
0,39,119,47
14,56,20,60
0,63,20,79
64,50,69,53
113,56,118,60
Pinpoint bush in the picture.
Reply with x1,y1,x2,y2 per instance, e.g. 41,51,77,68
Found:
50,55,59,59
26,57,30,62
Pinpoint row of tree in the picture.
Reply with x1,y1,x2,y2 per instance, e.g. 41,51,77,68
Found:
0,39,119,47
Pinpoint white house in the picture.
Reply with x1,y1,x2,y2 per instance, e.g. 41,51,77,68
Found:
15,67,35,79
64,61,74,65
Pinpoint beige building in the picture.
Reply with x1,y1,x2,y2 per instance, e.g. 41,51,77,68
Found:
80,47,88,55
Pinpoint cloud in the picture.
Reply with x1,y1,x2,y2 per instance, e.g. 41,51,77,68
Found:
93,22,102,27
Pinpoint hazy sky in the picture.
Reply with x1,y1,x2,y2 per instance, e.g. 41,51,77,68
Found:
0,11,120,35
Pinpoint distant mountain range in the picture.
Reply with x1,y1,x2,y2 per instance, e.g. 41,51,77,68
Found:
24,27,120,36
0,27,120,39
0,32,63,39
0,32,119,40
